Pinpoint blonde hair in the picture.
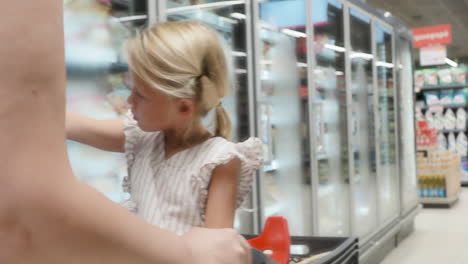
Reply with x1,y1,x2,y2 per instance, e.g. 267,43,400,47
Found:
125,21,232,140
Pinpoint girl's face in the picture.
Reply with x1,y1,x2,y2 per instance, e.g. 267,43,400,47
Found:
127,73,177,132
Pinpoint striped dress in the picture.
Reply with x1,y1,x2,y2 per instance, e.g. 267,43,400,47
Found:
120,111,262,235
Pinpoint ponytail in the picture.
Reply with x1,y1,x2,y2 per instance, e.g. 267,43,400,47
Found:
215,104,232,140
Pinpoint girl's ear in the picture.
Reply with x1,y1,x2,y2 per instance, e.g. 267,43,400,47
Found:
176,98,196,118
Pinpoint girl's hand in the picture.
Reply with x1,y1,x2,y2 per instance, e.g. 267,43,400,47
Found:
182,227,252,264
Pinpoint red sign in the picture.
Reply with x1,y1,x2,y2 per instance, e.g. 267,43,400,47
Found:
412,24,452,48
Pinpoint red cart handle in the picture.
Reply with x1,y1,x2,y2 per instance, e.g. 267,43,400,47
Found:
248,216,291,264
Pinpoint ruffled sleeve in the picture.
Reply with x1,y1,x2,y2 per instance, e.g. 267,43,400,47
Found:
192,137,263,220
120,110,145,212
123,110,144,180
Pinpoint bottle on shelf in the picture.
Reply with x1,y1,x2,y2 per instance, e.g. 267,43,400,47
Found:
442,176,447,198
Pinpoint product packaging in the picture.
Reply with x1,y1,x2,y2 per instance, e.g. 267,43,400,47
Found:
438,68,453,85
444,109,456,130
424,69,439,86
415,107,425,121
456,108,467,130
424,91,440,106
438,132,448,150
456,133,468,157
439,89,454,105
448,132,457,151
453,89,468,104
452,67,467,85
425,111,435,128
435,111,445,130
415,70,425,89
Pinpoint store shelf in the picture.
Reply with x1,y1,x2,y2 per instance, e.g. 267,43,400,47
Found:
109,62,129,74
263,162,278,173
420,194,459,208
167,1,245,14
109,0,130,10
316,152,328,161
166,2,240,33
66,62,128,76
439,129,467,133
419,104,467,110
420,84,467,91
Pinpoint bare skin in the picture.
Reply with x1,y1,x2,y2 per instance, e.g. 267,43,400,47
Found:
0,1,251,264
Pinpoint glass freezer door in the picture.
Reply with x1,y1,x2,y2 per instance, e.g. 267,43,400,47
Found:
254,0,313,236
348,8,378,239
374,23,399,225
397,37,418,215
165,0,255,233
311,0,350,237
64,0,147,203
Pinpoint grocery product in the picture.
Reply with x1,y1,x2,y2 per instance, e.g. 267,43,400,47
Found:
438,132,447,150
415,107,424,121
424,91,439,106
418,172,448,198
456,133,468,157
452,67,467,85
415,70,425,89
456,108,467,130
425,110,435,128
434,111,444,130
424,69,438,86
453,89,468,104
439,89,454,105
438,68,453,85
448,132,456,151
444,109,456,130
417,131,461,199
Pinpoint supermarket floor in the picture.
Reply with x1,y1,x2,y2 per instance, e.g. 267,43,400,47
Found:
381,188,468,264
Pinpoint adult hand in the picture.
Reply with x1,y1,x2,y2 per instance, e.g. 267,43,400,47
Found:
182,227,252,264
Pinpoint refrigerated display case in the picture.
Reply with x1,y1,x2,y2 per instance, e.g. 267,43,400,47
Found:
374,22,399,227
310,0,350,237
347,7,379,240
253,0,314,236
64,0,148,202
396,35,421,216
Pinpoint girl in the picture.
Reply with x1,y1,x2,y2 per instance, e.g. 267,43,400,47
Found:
67,21,262,234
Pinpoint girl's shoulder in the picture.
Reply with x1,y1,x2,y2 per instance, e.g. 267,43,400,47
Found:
192,137,263,209
198,137,262,164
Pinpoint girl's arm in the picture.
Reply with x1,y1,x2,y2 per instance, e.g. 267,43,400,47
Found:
204,158,242,228
67,113,125,152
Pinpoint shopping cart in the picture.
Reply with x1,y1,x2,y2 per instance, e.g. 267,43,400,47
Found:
247,217,359,264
